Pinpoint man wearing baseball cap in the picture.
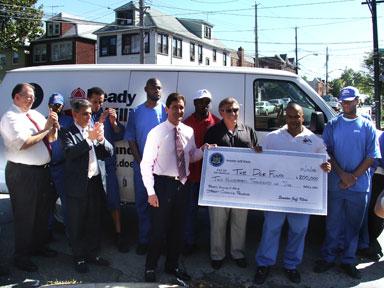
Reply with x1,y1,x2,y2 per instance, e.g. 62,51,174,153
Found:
314,86,380,279
48,93,73,237
183,89,220,255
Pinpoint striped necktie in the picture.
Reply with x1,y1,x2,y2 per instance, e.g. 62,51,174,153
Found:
175,127,187,183
26,113,52,155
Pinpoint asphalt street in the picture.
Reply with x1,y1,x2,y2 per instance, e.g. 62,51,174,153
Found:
0,193,384,288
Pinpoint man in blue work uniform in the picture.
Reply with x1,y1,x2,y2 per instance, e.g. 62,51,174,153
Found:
125,78,167,255
87,87,127,253
48,93,73,233
314,86,380,279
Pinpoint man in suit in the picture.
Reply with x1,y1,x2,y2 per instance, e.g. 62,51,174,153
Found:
60,99,114,273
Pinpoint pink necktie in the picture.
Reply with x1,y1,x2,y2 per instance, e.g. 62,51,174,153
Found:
26,113,52,155
175,127,187,182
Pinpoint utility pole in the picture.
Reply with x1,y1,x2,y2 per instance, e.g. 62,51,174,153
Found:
362,0,384,128
139,0,145,64
325,47,329,95
254,2,258,67
295,27,298,74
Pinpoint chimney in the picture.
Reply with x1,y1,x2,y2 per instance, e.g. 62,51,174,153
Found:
237,47,244,67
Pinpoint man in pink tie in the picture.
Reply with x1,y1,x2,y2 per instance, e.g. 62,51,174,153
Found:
140,92,213,283
0,83,59,272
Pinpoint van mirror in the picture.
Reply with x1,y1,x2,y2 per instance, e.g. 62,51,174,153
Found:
310,111,325,134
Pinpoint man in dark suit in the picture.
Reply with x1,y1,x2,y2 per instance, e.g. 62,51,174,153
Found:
60,99,113,273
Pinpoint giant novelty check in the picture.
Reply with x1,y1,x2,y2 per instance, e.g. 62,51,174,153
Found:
198,147,328,215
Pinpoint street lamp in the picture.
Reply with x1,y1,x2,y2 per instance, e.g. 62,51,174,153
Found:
295,53,318,74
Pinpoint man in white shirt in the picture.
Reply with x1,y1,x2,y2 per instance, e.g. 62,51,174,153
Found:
60,99,113,273
140,92,212,283
0,83,58,272
254,102,331,284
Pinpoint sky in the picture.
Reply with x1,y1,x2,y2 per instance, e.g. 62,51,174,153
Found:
36,0,383,80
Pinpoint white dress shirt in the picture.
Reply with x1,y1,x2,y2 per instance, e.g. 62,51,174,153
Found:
74,123,100,178
0,104,51,165
141,120,203,196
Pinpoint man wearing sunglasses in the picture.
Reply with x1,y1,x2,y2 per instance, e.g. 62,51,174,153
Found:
204,97,258,270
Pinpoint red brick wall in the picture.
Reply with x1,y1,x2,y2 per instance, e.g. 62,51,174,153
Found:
75,41,96,64
61,22,74,35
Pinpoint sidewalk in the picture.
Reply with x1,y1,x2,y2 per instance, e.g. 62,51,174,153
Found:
1,194,384,288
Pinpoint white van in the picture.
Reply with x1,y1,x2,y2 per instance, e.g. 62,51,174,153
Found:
0,64,336,201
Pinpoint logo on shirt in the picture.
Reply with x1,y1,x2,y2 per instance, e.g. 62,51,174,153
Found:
303,137,312,144
209,153,224,167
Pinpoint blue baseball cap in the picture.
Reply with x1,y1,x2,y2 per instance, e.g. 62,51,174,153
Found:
338,86,360,102
49,93,64,105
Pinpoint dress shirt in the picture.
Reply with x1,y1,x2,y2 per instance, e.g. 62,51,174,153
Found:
74,123,99,178
0,104,51,165
141,120,203,196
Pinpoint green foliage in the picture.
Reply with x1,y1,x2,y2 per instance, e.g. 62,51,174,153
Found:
330,68,373,98
0,0,44,51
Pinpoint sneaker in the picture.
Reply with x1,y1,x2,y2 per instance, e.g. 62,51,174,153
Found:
136,243,148,255
340,263,361,279
74,260,88,273
165,267,191,281
358,248,383,262
313,259,334,273
284,268,301,283
254,266,269,285
144,269,156,282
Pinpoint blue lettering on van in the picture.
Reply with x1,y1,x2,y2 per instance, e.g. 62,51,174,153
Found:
106,91,136,107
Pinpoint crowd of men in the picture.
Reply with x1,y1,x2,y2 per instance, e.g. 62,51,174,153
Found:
0,80,383,285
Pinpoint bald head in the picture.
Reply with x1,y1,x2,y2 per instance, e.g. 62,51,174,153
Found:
286,102,304,115
285,102,304,136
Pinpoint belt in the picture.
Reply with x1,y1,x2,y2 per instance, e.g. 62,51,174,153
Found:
9,161,50,169
154,174,180,181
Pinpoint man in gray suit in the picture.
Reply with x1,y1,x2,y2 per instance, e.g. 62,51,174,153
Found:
60,99,113,273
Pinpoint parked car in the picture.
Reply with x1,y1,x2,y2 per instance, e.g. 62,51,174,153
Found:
323,95,341,112
256,101,276,115
269,98,287,109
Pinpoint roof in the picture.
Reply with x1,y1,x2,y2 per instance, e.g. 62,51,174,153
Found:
94,2,227,50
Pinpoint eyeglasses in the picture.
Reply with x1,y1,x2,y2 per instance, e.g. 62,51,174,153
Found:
223,108,239,114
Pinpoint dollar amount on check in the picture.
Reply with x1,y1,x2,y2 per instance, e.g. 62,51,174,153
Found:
198,147,328,215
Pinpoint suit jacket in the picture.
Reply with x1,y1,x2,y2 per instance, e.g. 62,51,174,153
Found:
60,124,114,198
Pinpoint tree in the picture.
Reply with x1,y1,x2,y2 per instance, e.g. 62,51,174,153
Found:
330,68,372,99
0,0,44,51
363,51,384,97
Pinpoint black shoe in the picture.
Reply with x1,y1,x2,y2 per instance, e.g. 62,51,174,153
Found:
340,263,361,279
313,259,335,273
116,234,130,253
254,266,269,285
211,259,223,270
88,256,110,266
14,257,38,272
74,260,89,273
358,248,383,261
33,246,58,258
284,268,301,283
0,264,10,276
136,243,148,255
234,258,247,268
144,269,156,282
165,267,191,281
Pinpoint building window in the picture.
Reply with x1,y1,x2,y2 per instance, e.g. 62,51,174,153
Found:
205,57,210,65
172,37,182,58
51,41,73,61
122,33,149,54
116,10,134,25
223,52,227,66
157,33,168,55
47,22,60,37
100,35,117,57
204,26,211,39
12,52,20,64
190,43,195,61
33,44,47,63
198,45,203,63
213,49,216,62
